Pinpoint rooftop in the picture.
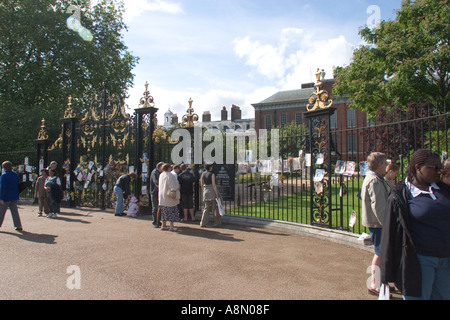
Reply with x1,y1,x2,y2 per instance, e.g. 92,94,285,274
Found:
254,88,315,106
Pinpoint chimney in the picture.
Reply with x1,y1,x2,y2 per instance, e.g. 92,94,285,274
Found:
221,107,228,121
231,105,241,121
202,111,211,123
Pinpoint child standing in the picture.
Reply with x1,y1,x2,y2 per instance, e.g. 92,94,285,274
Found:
34,169,49,217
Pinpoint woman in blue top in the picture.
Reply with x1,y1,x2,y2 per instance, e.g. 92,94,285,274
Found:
380,149,450,300
0,161,22,231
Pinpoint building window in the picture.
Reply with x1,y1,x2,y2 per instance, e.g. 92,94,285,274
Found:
347,109,356,128
347,135,357,153
330,110,337,129
280,114,287,128
331,135,338,154
265,115,272,130
296,113,303,125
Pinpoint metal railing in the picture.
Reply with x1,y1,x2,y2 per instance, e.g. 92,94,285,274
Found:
223,103,449,233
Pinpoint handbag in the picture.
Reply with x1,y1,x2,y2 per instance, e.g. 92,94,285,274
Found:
167,189,180,200
216,198,225,216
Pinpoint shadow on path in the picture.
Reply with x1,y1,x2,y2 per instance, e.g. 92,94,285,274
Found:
0,230,58,244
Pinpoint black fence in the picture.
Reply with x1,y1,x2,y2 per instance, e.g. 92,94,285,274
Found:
223,103,449,234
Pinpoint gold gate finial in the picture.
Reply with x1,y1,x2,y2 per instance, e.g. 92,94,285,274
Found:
139,81,155,108
64,95,76,118
181,98,199,128
307,68,333,112
37,118,49,140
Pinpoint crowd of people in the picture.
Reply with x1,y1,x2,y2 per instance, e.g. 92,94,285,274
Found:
0,160,64,231
0,158,223,232
361,150,450,300
147,162,221,231
1,148,450,300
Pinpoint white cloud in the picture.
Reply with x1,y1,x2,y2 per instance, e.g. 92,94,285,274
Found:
233,28,355,90
122,0,184,22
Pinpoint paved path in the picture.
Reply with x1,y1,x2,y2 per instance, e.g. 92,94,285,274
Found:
0,204,387,300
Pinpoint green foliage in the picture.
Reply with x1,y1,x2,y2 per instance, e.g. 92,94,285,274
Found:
0,0,139,151
274,121,308,159
334,0,450,115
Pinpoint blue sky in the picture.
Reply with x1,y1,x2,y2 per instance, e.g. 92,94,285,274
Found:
120,0,403,121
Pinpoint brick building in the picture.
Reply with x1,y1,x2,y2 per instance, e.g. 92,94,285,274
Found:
252,77,368,160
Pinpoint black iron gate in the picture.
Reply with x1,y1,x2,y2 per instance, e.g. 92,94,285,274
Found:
36,82,173,211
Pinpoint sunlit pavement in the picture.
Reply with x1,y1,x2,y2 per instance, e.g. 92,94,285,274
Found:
0,204,392,300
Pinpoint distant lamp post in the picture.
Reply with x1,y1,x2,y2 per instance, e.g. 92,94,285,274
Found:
306,68,333,112
181,98,199,128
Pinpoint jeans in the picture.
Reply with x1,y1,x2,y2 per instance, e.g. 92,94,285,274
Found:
0,200,22,228
114,186,123,215
404,254,450,300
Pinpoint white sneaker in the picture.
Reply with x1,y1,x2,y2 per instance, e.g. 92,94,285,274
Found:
46,213,54,218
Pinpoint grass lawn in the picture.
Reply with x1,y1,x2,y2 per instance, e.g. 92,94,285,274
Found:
225,178,368,235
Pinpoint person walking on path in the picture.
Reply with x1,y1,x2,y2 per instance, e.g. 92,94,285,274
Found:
200,164,220,227
158,163,180,231
361,152,389,296
113,172,137,216
178,164,196,222
0,161,23,231
150,162,164,227
45,169,62,219
380,149,450,300
34,169,49,217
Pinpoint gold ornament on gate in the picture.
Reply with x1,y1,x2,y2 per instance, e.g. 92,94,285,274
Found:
181,98,199,128
307,68,333,112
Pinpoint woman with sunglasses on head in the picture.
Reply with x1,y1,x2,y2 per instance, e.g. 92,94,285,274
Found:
380,149,450,300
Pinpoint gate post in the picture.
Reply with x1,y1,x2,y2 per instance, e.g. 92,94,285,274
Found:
304,68,335,228
35,118,50,173
180,98,200,211
135,82,158,210
61,97,78,208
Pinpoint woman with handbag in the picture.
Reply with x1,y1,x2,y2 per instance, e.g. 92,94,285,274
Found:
158,163,180,231
200,163,220,227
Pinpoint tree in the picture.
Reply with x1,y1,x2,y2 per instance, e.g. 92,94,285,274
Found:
0,0,139,151
334,0,450,115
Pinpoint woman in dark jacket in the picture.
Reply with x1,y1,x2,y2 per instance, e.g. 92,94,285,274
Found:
380,150,450,300
45,169,62,219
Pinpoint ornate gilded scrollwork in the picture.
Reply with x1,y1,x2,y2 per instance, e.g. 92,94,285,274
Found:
138,82,156,108
37,118,49,140
307,68,333,112
181,98,199,128
64,96,76,119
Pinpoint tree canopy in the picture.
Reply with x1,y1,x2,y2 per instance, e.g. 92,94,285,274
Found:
0,0,139,151
333,0,450,115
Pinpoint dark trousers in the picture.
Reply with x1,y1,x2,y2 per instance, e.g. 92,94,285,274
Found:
0,200,22,228
151,193,160,227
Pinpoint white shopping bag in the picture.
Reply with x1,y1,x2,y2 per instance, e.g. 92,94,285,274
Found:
378,284,390,300
216,198,226,216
